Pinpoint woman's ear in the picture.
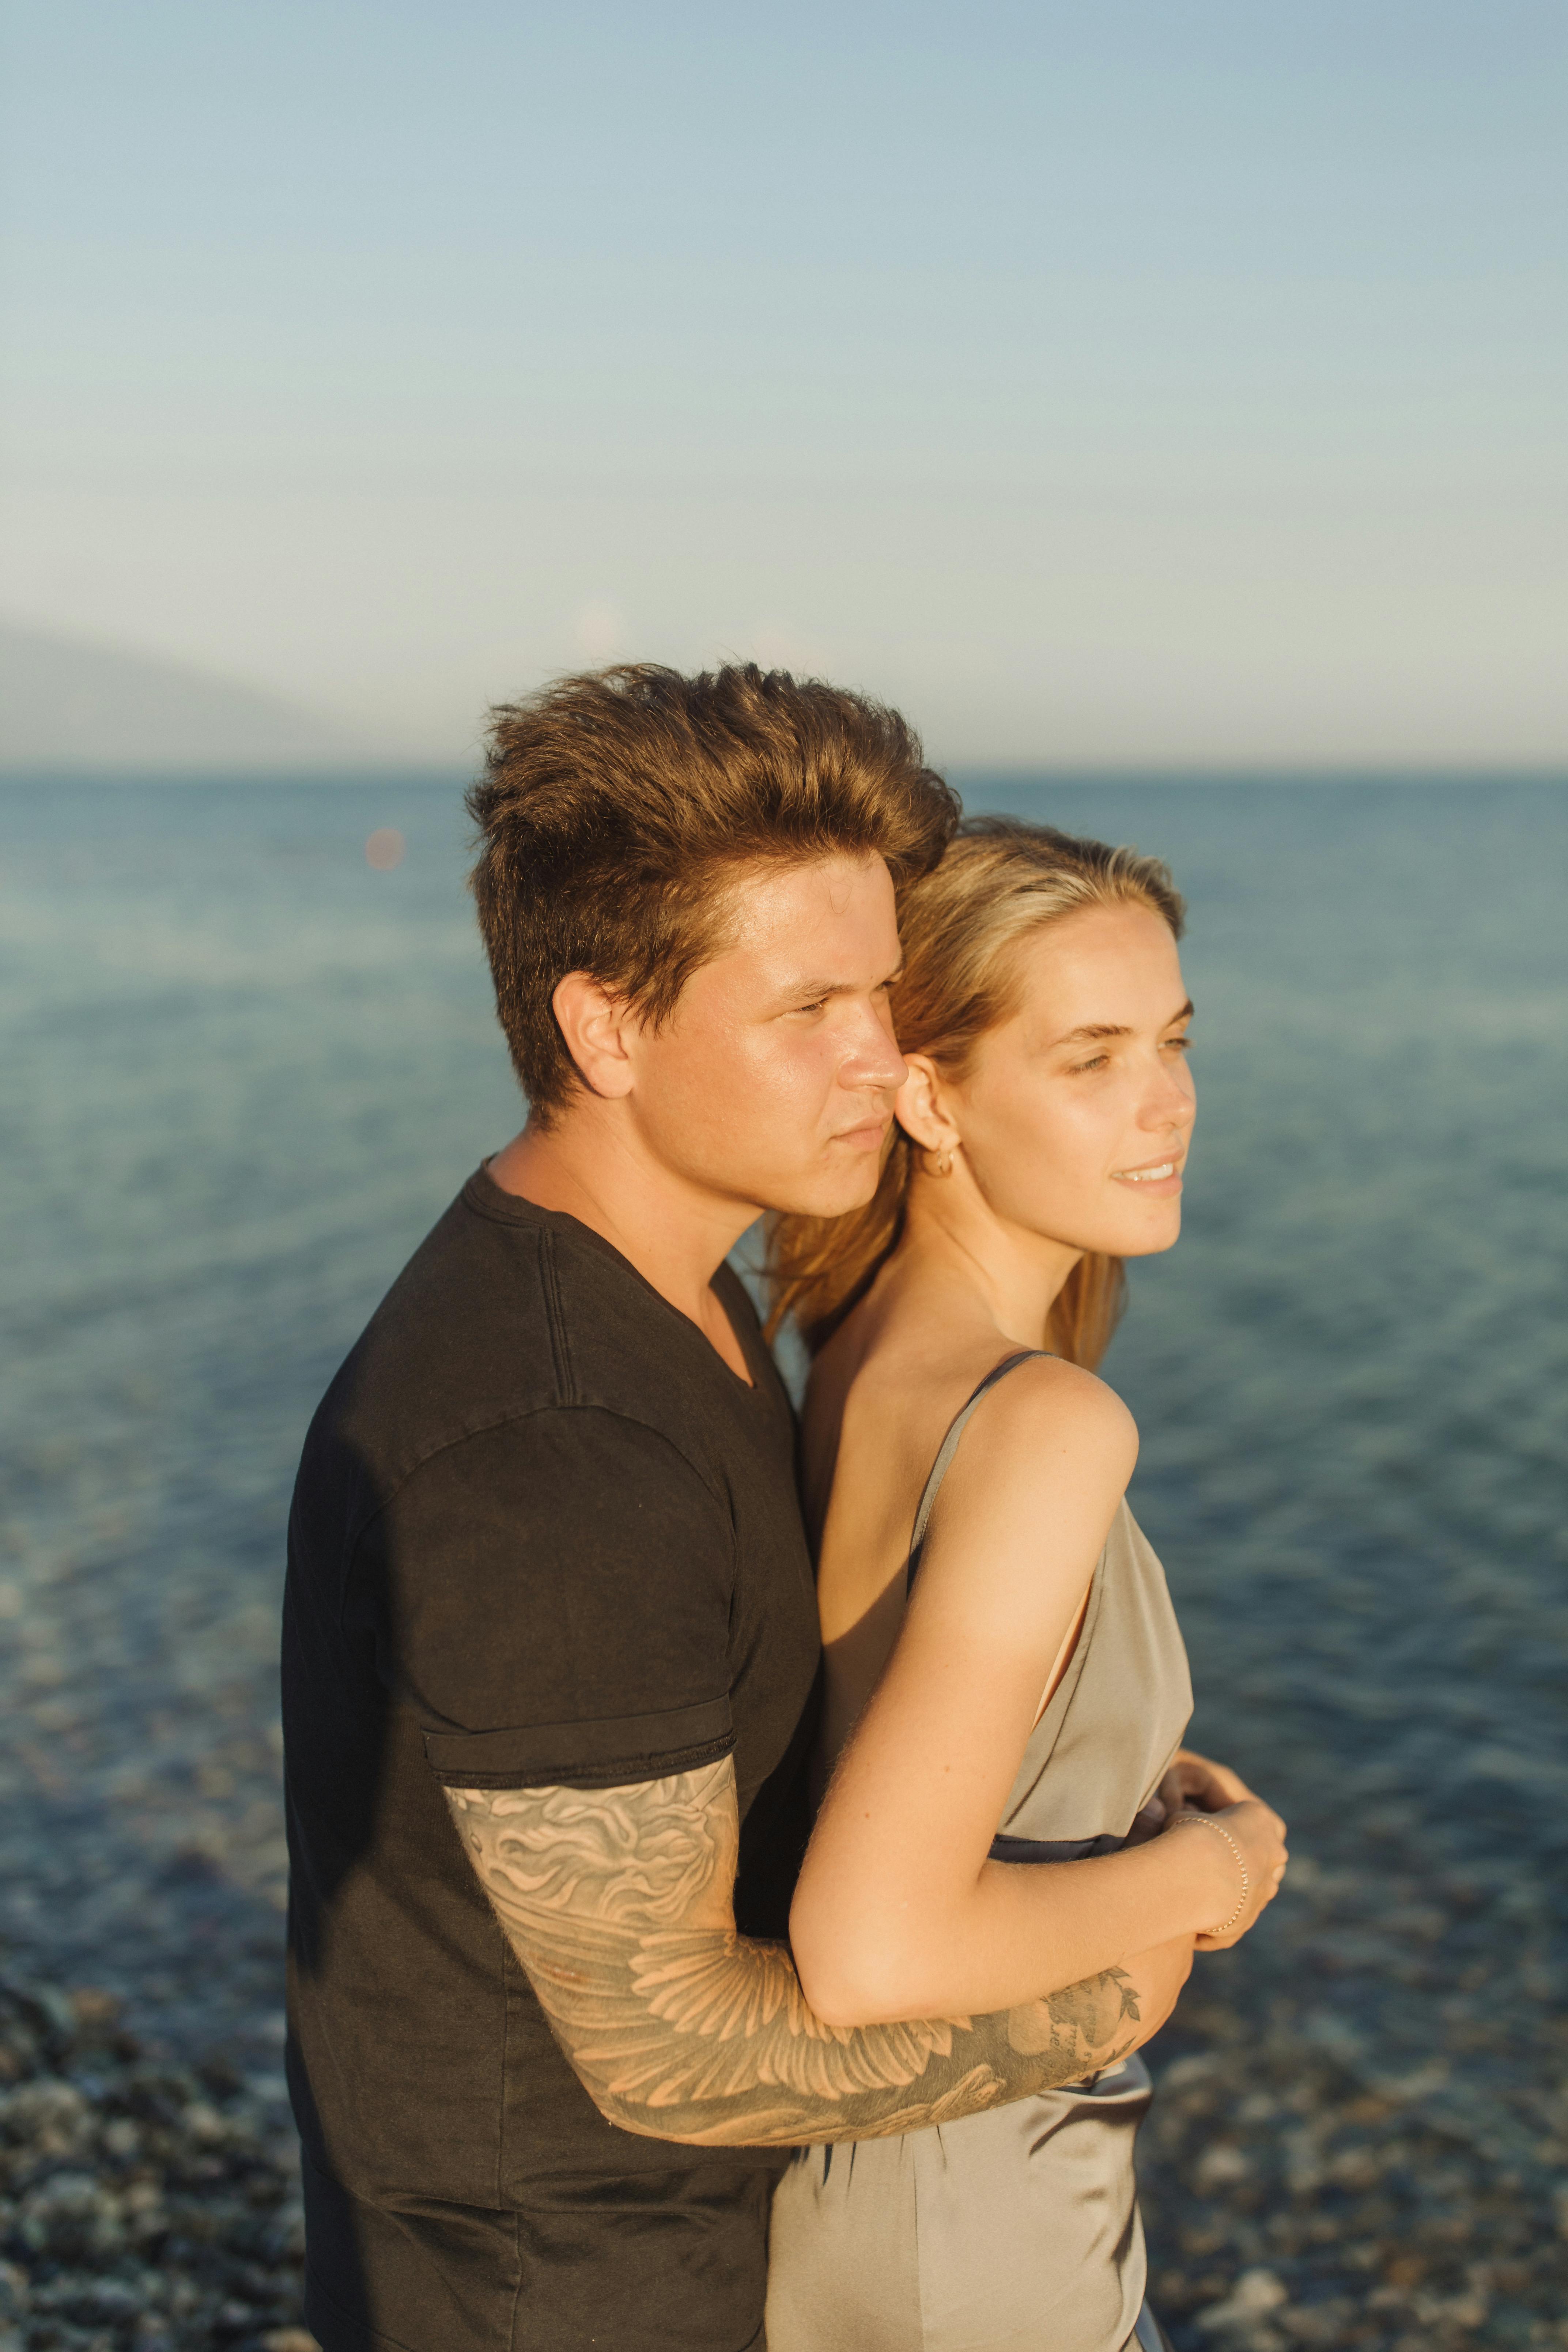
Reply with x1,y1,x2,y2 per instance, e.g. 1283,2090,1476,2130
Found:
894,1054,960,1153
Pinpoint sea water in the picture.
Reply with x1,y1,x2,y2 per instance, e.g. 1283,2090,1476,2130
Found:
1,774,1564,2251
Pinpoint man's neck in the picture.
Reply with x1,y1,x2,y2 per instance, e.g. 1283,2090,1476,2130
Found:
486,1109,758,1383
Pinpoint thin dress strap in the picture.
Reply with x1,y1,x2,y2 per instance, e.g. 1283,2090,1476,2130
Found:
906,1350,1050,1595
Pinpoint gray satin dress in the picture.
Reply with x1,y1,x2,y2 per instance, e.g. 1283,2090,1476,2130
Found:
767,1354,1193,2352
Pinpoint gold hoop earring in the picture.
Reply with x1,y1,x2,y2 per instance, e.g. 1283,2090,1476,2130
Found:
930,1149,953,1178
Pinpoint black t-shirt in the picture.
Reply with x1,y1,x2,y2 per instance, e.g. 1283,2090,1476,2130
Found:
282,1169,820,2352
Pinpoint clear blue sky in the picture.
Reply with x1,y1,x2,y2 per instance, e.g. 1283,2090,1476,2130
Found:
3,0,1564,765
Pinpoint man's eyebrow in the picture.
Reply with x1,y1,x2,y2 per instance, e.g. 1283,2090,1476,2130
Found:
1048,1000,1195,1048
779,963,904,1002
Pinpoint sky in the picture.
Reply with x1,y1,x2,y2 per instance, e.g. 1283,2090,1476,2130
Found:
3,0,1565,768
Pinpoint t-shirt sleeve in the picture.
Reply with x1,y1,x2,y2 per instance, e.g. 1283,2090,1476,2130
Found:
353,1405,737,1790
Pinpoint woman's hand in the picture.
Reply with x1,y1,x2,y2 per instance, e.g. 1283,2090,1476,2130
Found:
1166,1796,1288,1950
1144,1748,1288,1948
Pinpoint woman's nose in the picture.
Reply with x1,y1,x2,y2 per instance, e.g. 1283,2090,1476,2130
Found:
1145,1059,1195,1126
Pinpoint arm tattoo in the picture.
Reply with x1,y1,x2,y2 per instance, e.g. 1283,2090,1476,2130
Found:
445,1760,1142,2147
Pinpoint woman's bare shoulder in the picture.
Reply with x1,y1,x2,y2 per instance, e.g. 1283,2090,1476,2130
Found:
815,1296,1136,1456
933,1353,1140,1516
806,1315,994,1551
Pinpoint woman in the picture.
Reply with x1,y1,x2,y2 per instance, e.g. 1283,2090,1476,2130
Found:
764,819,1287,2352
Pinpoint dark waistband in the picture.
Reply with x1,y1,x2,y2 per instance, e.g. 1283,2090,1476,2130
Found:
987,1831,1127,1864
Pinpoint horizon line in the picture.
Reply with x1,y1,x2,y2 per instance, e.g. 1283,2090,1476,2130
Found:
3,759,1566,789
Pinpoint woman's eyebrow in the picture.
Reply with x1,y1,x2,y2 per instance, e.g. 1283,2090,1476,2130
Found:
1049,999,1195,1048
1055,1022,1133,1045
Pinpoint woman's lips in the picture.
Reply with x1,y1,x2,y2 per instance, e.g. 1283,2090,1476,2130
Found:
1111,1156,1184,1194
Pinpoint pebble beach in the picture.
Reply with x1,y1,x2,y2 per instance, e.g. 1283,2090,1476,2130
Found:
0,1974,303,2352
5,1857,1565,2352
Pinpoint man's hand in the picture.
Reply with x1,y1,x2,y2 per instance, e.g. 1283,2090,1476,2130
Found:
1157,1746,1261,1815
443,1760,1169,2148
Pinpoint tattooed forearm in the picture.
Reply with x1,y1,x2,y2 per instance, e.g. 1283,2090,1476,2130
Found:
444,1761,1144,2147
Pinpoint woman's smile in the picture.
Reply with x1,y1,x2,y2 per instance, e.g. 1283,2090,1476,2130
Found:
1111,1153,1185,1192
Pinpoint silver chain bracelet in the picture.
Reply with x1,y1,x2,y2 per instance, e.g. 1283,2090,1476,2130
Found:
1170,1811,1251,1936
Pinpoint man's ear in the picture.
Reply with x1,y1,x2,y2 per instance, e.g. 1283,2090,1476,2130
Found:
893,1054,960,1153
552,971,640,1102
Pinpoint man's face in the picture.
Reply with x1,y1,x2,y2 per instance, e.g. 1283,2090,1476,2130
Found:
623,852,906,1220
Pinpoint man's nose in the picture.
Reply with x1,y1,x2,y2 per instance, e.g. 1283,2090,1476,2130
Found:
843,998,907,1092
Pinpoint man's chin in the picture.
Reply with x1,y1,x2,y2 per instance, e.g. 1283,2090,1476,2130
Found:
763,1158,887,1224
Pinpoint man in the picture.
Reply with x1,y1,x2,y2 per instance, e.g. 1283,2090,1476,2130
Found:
283,664,1179,2352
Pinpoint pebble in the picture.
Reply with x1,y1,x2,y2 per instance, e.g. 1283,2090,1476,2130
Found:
0,1976,309,2351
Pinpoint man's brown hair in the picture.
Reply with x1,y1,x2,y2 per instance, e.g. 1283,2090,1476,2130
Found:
467,662,959,1120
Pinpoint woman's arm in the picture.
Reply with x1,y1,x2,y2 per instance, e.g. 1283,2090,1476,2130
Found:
791,1357,1285,2026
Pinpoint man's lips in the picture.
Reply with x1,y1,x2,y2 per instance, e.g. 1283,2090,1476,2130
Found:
833,1115,892,1149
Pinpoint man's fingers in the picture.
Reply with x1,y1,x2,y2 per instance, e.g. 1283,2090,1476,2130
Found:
1125,1797,1168,1848
1160,1757,1254,1813
1157,1763,1214,1809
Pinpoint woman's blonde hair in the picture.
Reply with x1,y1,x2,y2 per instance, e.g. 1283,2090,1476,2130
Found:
766,816,1185,1363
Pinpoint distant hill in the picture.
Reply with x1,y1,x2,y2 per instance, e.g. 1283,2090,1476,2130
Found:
0,620,368,771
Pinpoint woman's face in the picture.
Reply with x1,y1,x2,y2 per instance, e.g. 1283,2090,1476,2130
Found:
932,901,1197,1261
